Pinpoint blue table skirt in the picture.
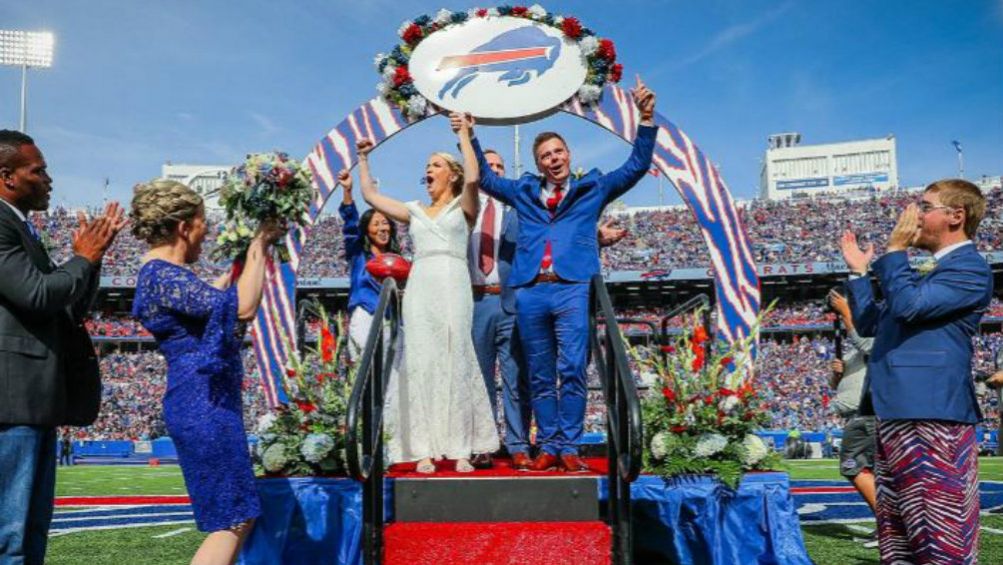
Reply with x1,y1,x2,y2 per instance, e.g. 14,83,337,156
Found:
600,472,814,565
238,478,370,565
240,473,812,565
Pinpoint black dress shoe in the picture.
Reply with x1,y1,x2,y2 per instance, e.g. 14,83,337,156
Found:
471,452,493,469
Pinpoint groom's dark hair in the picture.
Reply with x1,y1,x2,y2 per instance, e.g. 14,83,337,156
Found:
532,131,567,159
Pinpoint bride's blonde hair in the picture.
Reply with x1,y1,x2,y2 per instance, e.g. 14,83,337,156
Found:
431,152,464,196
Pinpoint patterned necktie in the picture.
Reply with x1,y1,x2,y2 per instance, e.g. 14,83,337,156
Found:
479,198,496,276
541,184,564,271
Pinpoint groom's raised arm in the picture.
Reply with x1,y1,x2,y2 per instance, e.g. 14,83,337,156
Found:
602,124,657,203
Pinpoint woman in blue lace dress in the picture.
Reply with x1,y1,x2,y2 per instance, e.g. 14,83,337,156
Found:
129,180,280,565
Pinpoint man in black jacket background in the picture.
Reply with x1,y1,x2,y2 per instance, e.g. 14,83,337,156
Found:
0,129,125,565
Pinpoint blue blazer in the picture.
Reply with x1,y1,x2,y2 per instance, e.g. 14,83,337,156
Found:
497,207,518,314
472,124,656,288
846,245,993,423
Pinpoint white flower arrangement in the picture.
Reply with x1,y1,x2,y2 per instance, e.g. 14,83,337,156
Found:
693,433,728,458
433,8,453,25
742,434,769,466
579,35,599,57
407,95,428,116
650,431,670,460
528,4,548,19
577,84,602,105
262,443,289,473
301,433,336,464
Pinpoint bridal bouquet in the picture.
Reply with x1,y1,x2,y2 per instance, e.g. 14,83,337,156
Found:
635,307,779,488
213,152,314,263
254,310,354,477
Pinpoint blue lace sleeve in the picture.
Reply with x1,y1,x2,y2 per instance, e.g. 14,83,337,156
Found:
139,261,226,320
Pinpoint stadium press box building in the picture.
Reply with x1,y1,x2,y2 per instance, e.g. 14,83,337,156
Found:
759,132,898,201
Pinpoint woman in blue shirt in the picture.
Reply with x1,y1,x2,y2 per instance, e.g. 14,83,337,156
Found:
336,169,401,359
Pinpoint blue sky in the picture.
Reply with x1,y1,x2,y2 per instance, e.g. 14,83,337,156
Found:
1,1,1000,211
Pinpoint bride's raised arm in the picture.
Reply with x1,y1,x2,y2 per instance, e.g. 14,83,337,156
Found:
452,112,481,225
356,138,410,223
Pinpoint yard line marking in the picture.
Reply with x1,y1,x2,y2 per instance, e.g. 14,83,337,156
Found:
52,512,193,523
846,524,873,534
981,527,1003,536
152,527,192,539
49,520,195,535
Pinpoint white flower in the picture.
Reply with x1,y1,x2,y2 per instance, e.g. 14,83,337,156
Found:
262,443,288,473
486,7,499,17
434,9,452,25
649,431,669,460
373,53,387,70
577,84,602,105
301,433,335,464
382,63,397,80
742,434,769,466
528,4,547,19
553,15,564,26
376,81,391,96
255,413,277,435
718,395,740,414
398,20,414,37
579,35,599,57
694,433,728,458
407,95,427,116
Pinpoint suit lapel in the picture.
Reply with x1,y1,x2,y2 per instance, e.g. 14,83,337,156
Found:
0,204,53,269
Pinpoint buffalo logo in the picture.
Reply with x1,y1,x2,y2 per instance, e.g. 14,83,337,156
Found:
436,26,561,99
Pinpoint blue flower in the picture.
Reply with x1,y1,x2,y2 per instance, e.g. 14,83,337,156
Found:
497,5,512,15
413,14,431,26
390,45,408,65
450,11,468,24
543,14,555,25
398,83,417,97
581,27,596,37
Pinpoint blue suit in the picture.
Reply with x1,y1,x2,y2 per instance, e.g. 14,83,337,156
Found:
470,207,531,455
846,245,992,423
472,125,656,455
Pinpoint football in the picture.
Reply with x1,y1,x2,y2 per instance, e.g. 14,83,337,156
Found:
365,253,411,284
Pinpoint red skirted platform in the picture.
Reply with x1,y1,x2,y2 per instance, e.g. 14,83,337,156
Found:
383,521,612,565
386,456,609,478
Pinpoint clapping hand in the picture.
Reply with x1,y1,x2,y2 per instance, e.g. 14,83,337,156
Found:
598,218,628,247
840,230,874,274
887,203,921,252
631,75,656,123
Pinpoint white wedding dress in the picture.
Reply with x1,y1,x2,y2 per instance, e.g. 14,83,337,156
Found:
384,197,499,463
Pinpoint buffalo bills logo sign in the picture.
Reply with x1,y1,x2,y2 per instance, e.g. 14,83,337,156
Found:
410,17,587,123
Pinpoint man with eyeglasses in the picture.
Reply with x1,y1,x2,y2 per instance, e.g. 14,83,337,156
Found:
840,179,991,564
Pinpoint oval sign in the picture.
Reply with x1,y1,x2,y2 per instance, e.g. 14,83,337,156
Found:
409,17,587,124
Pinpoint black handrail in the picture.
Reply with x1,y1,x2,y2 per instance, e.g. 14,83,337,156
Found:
589,275,643,565
346,279,401,565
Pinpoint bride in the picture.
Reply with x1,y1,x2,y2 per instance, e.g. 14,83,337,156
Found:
355,112,499,473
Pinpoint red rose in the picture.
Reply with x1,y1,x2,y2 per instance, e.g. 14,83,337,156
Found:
275,168,292,188
476,8,488,17
719,356,733,367
718,387,736,397
670,425,688,433
402,23,423,45
609,63,623,83
691,350,705,372
295,401,317,414
597,39,616,61
660,344,675,354
661,387,676,403
561,17,582,39
393,66,412,87
286,368,296,377
511,6,528,16
703,395,714,406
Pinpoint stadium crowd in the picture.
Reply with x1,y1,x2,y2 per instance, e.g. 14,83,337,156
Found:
31,183,1003,277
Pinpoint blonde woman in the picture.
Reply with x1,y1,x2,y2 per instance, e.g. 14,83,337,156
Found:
129,180,280,565
356,112,499,473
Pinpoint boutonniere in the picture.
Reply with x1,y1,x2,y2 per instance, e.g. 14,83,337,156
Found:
573,167,586,180
914,257,937,276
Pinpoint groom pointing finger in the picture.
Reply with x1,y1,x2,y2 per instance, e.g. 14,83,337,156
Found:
458,79,658,472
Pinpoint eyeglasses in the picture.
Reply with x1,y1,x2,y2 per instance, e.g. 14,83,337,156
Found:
917,202,958,214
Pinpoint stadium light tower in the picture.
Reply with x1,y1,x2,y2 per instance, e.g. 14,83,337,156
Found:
0,30,55,132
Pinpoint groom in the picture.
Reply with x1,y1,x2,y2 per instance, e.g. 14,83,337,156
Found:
455,76,657,472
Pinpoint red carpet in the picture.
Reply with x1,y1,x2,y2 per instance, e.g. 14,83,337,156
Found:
387,456,609,478
384,521,611,565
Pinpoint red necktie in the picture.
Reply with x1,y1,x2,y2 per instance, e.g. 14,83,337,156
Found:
479,198,496,275
541,184,564,271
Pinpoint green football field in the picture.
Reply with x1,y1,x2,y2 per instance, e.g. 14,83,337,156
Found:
46,458,1003,565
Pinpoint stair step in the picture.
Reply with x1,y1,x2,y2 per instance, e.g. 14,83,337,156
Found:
394,477,599,522
384,521,611,565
